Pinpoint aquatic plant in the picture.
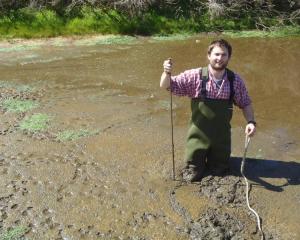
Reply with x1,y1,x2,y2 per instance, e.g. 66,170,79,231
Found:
19,113,50,132
2,99,39,113
0,226,28,240
56,129,99,141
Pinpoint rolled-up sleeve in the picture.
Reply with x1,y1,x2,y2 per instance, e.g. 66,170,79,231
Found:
233,74,252,109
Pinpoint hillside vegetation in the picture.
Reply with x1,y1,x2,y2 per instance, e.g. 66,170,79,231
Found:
0,0,299,38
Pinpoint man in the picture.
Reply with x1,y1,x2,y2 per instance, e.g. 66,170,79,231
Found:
160,39,256,182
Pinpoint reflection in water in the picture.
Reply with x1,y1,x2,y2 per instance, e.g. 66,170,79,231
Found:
0,36,299,239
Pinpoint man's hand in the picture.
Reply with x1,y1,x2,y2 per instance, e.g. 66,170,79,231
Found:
160,58,173,89
245,123,256,137
163,58,173,74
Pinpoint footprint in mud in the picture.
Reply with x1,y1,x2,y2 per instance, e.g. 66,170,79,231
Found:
2,167,8,174
39,215,61,232
21,209,28,217
78,225,94,237
56,195,63,202
42,208,53,216
0,156,11,168
10,203,18,210
0,210,8,220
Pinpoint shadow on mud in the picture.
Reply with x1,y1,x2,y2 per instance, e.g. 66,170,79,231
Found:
230,157,300,192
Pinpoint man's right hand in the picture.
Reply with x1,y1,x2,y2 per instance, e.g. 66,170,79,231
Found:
163,58,173,74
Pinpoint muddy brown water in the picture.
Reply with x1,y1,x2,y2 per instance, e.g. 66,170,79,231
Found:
0,36,299,240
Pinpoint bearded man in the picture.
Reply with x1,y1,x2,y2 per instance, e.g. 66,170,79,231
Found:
160,39,256,182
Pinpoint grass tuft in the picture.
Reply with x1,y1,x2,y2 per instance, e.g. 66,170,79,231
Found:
57,129,99,141
0,226,28,240
2,99,38,113
19,113,50,132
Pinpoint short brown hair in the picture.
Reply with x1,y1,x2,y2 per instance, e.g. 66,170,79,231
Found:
208,39,232,58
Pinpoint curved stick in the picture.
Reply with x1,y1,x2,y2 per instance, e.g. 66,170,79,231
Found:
241,135,265,240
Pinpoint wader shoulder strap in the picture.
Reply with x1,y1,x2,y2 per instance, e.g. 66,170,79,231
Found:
201,67,235,103
200,67,209,99
226,68,235,104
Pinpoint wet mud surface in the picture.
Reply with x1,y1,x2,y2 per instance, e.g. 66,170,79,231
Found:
0,36,299,239
169,173,279,240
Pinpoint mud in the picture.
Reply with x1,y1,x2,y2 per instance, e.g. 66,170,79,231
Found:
169,173,279,240
0,35,299,239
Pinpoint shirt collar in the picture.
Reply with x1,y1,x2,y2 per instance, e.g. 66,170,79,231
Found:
208,66,227,82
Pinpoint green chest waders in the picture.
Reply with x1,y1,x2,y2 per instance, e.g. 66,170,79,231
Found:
185,67,235,175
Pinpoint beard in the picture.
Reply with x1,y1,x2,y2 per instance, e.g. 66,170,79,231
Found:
210,60,228,71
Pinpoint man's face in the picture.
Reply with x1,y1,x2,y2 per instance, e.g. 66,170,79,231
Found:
207,45,230,71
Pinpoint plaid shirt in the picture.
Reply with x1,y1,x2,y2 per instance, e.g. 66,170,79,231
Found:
170,67,251,108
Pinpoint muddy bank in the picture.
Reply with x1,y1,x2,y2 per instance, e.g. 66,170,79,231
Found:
0,35,299,239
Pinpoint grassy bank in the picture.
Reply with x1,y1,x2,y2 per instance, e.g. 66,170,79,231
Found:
0,7,299,39
224,26,300,38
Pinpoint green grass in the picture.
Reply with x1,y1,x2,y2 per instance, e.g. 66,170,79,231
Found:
2,99,39,113
19,113,50,132
0,7,298,39
56,129,99,141
0,226,28,240
224,26,300,38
